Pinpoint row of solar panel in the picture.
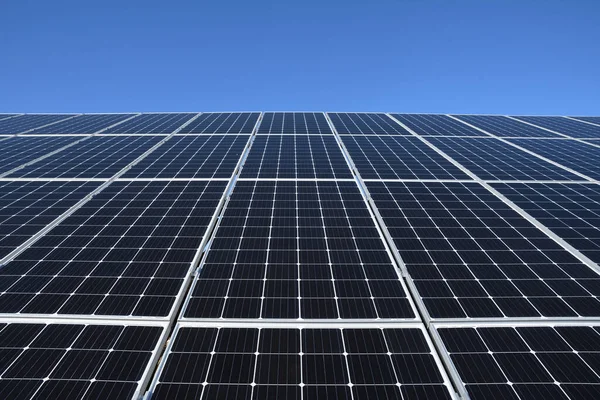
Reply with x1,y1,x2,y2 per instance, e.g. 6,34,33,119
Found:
1,133,600,180
2,320,597,400
2,112,600,138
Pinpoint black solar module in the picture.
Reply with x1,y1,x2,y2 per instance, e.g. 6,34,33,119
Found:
152,326,454,400
240,135,352,179
24,114,136,135
257,112,332,134
425,137,582,181
101,113,197,134
454,115,561,138
7,136,163,178
179,112,259,134
123,135,249,179
391,114,485,136
0,322,164,400
0,114,73,134
1,111,600,400
507,138,600,180
513,116,600,138
0,136,78,175
185,180,414,320
341,135,469,179
438,325,600,400
328,113,411,135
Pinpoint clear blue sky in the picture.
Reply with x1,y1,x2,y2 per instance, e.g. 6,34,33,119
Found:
1,0,598,114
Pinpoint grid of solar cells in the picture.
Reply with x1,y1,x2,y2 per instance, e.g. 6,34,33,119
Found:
7,136,162,178
0,180,227,317
507,139,600,180
240,135,352,179
123,135,248,179
153,326,452,400
573,116,600,126
425,137,581,181
455,115,561,138
328,113,411,135
513,116,600,138
185,180,414,320
0,114,73,134
341,135,470,180
257,112,332,134
390,114,484,136
102,113,197,134
0,322,163,400
179,113,259,134
0,114,18,121
493,182,600,265
0,136,77,175
367,181,600,319
439,325,600,400
25,114,136,135
0,181,100,260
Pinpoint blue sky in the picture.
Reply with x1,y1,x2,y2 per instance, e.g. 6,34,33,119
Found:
1,0,598,114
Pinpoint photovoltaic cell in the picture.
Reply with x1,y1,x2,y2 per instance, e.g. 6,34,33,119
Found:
0,322,163,400
439,325,600,400
0,114,19,121
101,113,197,134
240,135,352,179
328,113,411,135
26,114,136,135
513,116,600,138
0,180,227,317
153,326,452,400
0,136,78,175
179,113,259,134
454,115,560,138
0,114,74,134
367,181,600,319
573,116,600,126
341,135,470,180
425,137,581,181
123,135,249,179
257,112,332,134
0,181,100,259
390,114,484,136
507,139,600,180
185,180,414,320
493,182,600,265
7,136,162,178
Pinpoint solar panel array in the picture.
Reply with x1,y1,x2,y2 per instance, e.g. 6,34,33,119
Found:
0,111,599,399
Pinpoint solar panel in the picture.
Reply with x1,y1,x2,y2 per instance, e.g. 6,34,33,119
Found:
122,135,249,179
179,112,260,134
513,116,600,138
0,114,74,134
454,115,561,138
0,180,100,260
438,324,600,400
424,137,582,181
507,138,600,180
7,136,162,178
240,135,352,179
25,114,136,135
257,112,332,134
341,135,470,180
390,114,484,136
328,113,411,135
152,325,454,399
0,136,78,175
493,182,600,265
0,180,227,317
0,321,164,400
184,180,415,320
572,116,600,126
0,114,19,121
101,113,197,134
367,181,600,319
